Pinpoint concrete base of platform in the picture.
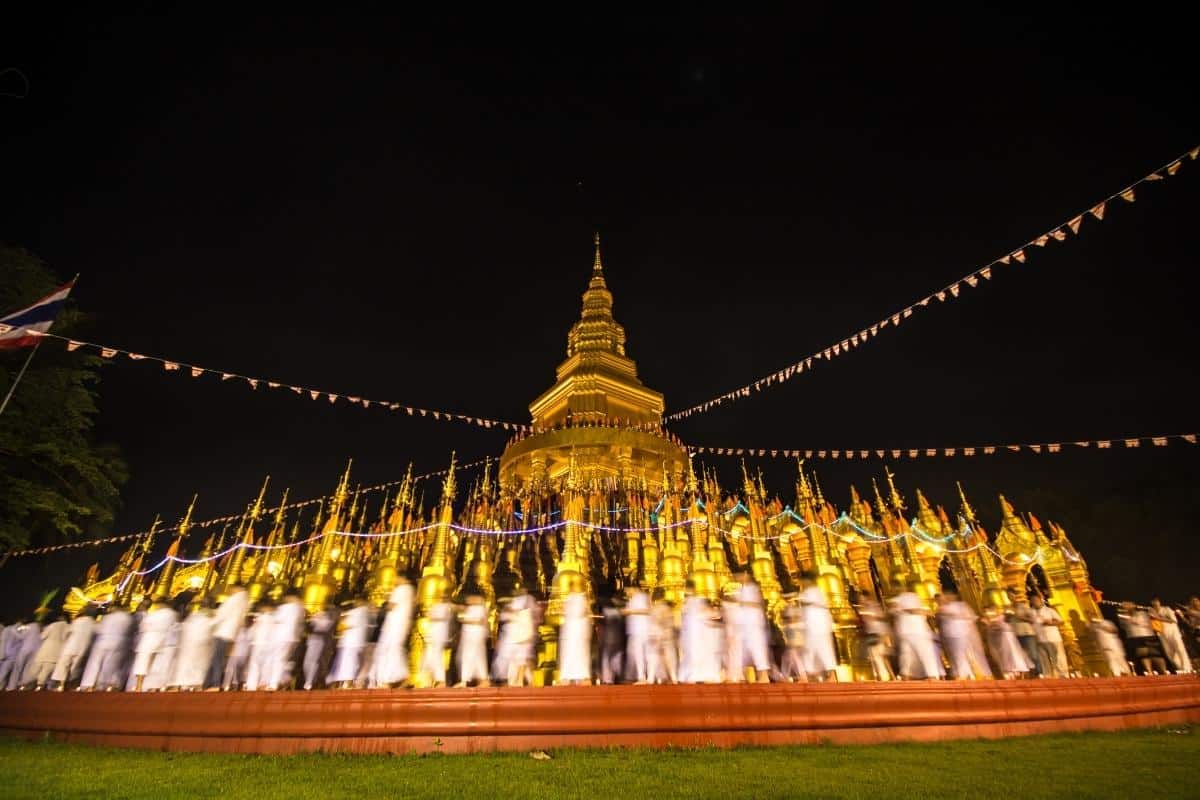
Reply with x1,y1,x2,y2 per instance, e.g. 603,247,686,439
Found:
1,676,1197,755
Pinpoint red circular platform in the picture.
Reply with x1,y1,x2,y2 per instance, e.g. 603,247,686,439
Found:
1,676,1197,754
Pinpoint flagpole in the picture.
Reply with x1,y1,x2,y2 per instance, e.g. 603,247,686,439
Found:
0,339,42,416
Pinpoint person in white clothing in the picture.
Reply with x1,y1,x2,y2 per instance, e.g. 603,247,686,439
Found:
801,582,838,680
1090,616,1130,677
328,600,371,687
303,605,337,690
622,589,651,683
556,591,592,685
858,598,895,681
222,619,252,690
265,594,305,690
172,603,216,690
503,593,535,687
455,595,491,687
647,598,679,684
145,613,181,691
29,615,70,689
7,620,42,690
51,609,97,689
370,581,414,688
418,599,453,687
130,603,179,691
736,576,772,683
779,597,807,681
243,602,277,690
680,595,722,684
984,607,1033,679
1150,599,1192,674
937,593,990,680
891,590,943,680
79,606,132,691
206,586,249,689
1031,595,1068,678
0,621,20,687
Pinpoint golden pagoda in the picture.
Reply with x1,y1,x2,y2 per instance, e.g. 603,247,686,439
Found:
63,235,1119,681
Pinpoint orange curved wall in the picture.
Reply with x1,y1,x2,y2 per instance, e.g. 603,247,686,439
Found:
1,676,1197,754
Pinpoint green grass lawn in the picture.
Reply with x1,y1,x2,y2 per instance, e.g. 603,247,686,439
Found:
0,728,1195,800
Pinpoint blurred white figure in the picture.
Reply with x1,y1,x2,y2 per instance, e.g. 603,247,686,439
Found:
779,599,807,681
622,589,651,683
892,591,943,680
207,586,249,689
266,594,305,690
419,600,452,687
1091,617,1130,677
30,616,70,689
858,598,894,681
801,583,838,680
130,603,178,692
79,607,131,691
1150,599,1192,674
145,615,181,691
736,576,772,683
371,581,414,688
222,617,253,690
938,594,990,679
455,596,491,687
172,604,216,690
8,620,42,690
51,610,96,689
302,606,336,690
328,600,370,687
598,602,625,685
682,596,723,684
557,591,592,685
504,593,535,687
984,608,1033,679
243,603,276,691
647,599,678,684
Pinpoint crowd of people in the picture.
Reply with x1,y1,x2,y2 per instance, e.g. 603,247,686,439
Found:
0,579,1195,693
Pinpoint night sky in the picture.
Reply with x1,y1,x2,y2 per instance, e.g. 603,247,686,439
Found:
2,9,1198,613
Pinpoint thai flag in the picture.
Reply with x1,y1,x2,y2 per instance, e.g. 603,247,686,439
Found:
0,279,76,349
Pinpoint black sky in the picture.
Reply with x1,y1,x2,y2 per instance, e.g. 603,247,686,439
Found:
2,9,1198,611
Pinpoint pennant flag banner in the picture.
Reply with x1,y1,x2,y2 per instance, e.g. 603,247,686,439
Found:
3,456,495,559
665,144,1197,423
33,333,527,433
688,432,1197,462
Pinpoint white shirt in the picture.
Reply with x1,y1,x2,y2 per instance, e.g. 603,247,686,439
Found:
213,590,250,641
1034,605,1063,643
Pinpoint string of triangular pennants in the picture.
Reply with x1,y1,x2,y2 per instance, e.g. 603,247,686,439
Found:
28,331,527,433
666,144,1200,423
1,456,492,559
689,432,1198,461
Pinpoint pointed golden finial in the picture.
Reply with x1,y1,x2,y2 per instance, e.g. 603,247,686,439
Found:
177,494,198,539
593,231,603,274
441,451,458,506
871,477,887,516
883,465,905,513
332,459,353,513
377,488,391,528
685,451,698,494
956,481,977,524
272,488,290,530
346,485,362,529
849,484,862,505
998,493,1016,519
480,456,492,499
141,514,163,554
249,476,270,523
811,470,825,507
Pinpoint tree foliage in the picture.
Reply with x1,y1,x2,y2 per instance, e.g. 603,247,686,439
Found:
0,245,128,549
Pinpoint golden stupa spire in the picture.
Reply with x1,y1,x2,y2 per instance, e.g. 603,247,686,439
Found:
271,488,290,535
956,481,978,525
177,494,198,540
592,231,604,275
685,451,698,495
884,466,906,514
441,451,458,508
247,476,271,530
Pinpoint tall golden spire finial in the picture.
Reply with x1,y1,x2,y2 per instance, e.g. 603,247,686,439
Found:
441,451,458,507
883,466,905,514
248,476,271,525
685,451,698,494
178,494,198,539
593,231,603,274
956,481,977,525
811,470,825,507
272,488,290,530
